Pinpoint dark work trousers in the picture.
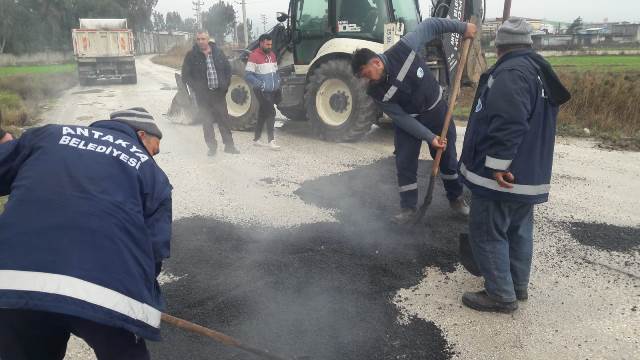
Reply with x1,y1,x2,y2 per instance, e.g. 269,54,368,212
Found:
254,91,277,142
469,194,534,302
0,309,150,360
394,100,464,209
196,88,235,150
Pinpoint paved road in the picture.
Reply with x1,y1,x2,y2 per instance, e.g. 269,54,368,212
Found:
49,56,639,360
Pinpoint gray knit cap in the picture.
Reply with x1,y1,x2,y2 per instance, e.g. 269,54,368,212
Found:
495,17,533,46
110,107,163,139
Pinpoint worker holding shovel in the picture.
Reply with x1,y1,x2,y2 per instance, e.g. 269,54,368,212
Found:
0,108,172,359
458,18,570,313
352,18,477,225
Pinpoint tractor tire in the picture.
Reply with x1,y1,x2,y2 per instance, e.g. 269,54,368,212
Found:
226,60,258,131
277,105,307,121
78,76,92,86
305,59,376,142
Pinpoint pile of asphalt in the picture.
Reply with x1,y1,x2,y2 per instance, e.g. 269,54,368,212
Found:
151,158,468,359
569,221,640,253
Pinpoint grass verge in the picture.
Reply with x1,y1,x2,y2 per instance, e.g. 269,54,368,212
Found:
486,55,640,72
463,55,640,151
151,45,191,70
0,64,76,77
0,72,77,132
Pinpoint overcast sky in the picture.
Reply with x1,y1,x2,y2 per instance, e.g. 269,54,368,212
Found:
156,0,640,33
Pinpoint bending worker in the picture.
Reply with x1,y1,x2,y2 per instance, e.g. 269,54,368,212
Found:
0,108,172,359
352,18,477,224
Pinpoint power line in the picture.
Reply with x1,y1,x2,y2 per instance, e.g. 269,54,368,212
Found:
192,0,204,30
260,14,268,33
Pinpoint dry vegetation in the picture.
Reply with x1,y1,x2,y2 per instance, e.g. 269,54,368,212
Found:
0,72,77,133
459,56,640,150
557,71,640,150
151,44,192,70
151,43,237,70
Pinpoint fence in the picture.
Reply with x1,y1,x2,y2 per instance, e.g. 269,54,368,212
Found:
135,32,191,55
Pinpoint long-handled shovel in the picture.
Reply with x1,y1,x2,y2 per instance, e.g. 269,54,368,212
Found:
161,313,295,360
413,38,473,225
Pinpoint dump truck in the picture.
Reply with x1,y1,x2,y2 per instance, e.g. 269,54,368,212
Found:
72,19,137,85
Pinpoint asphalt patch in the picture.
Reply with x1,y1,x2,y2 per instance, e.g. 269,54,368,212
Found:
151,158,467,359
569,221,640,253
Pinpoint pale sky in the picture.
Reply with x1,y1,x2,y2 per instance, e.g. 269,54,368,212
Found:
156,0,640,34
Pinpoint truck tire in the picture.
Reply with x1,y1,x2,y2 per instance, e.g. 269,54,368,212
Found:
226,60,258,131
305,59,376,142
78,77,91,86
123,75,137,84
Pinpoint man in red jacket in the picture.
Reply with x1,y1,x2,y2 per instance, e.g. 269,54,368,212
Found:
245,34,282,150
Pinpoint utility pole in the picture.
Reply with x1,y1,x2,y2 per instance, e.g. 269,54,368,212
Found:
242,0,249,47
502,0,512,22
260,14,268,33
192,0,204,30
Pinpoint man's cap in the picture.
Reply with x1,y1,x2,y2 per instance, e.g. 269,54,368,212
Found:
495,17,533,47
110,107,163,139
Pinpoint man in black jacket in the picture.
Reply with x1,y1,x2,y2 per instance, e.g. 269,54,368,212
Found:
182,31,239,156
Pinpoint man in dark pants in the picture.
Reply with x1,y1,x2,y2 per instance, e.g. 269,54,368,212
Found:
459,18,570,313
0,108,173,359
352,18,477,224
182,31,240,156
245,34,282,150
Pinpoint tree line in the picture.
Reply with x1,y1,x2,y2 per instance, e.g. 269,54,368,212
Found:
152,2,254,46
0,0,258,55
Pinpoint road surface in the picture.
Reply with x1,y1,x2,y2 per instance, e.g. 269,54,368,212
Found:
39,56,639,360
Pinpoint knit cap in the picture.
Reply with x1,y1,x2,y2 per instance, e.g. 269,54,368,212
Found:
495,17,533,46
110,107,163,139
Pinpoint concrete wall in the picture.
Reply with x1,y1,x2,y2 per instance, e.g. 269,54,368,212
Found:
0,51,74,66
135,32,191,55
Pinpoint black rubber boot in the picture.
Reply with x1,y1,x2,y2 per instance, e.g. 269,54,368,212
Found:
462,291,518,314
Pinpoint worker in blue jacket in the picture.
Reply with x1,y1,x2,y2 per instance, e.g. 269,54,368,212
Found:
459,18,570,313
352,18,477,224
0,108,173,359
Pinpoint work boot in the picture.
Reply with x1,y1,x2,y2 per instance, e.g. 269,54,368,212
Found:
462,290,518,314
515,288,528,301
268,140,281,150
391,208,417,225
224,145,240,154
450,196,470,217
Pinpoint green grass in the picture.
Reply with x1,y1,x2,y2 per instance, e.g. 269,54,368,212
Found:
486,55,640,72
548,55,640,71
0,63,76,77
